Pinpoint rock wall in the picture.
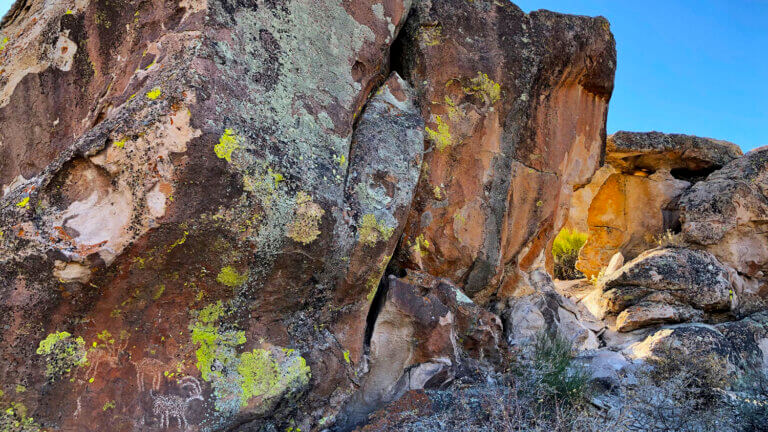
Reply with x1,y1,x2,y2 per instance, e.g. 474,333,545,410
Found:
0,1,616,431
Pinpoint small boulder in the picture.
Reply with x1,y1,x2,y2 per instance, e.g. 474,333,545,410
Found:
598,248,733,331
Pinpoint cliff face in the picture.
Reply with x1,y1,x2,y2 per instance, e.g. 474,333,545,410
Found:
0,1,614,430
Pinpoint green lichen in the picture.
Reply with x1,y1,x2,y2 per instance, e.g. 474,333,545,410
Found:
189,303,310,414
216,266,248,288
102,400,115,411
358,214,394,247
146,87,162,100
36,332,87,381
425,116,453,152
466,72,501,104
15,197,29,208
343,350,351,364
286,192,324,245
215,129,241,163
0,402,41,432
0,37,8,53
237,349,281,405
190,302,245,383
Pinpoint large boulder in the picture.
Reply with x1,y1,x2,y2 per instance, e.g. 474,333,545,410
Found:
574,132,742,278
597,248,733,332
503,271,603,351
679,147,768,298
625,312,768,373
0,0,420,430
392,1,616,301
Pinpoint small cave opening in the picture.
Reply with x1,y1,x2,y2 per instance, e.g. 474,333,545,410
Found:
670,166,719,183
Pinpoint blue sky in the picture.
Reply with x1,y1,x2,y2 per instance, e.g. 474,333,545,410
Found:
1,0,765,151
515,0,767,151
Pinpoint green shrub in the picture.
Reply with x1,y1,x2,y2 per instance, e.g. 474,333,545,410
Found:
552,229,587,280
531,332,590,407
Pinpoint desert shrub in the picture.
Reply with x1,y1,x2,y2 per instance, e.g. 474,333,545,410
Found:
530,332,591,407
552,229,587,280
623,346,735,431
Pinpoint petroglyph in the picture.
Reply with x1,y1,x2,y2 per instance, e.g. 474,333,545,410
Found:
150,376,204,430
134,357,167,392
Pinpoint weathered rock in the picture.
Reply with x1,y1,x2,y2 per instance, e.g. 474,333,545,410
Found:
392,1,616,301
338,272,502,429
606,131,743,174
504,271,602,350
679,147,768,296
597,248,733,332
572,131,743,278
565,165,616,232
625,312,768,373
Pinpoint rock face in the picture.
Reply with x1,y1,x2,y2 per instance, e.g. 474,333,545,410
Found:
679,147,768,300
576,170,690,278
0,1,617,431
597,248,733,332
393,1,616,301
574,132,742,278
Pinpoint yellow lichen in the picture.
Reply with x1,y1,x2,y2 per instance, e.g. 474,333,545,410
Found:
0,37,9,52
425,116,453,152
358,214,394,247
415,234,430,256
16,197,29,208
466,72,501,104
419,24,442,46
146,87,162,100
216,266,248,287
433,185,443,200
286,192,325,245
36,331,87,381
214,128,240,163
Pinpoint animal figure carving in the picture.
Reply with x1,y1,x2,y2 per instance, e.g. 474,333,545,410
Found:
85,339,127,378
134,357,167,391
151,376,203,430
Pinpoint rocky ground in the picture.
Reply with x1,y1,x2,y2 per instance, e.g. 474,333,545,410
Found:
0,0,765,431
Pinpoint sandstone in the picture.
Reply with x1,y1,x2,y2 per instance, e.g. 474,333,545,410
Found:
576,169,690,278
